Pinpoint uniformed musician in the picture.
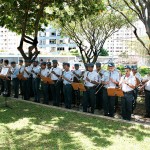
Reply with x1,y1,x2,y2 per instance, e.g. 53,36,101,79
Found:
22,60,32,100
119,65,136,121
95,62,104,110
62,63,73,109
131,65,142,111
31,60,40,103
101,63,120,117
72,64,82,107
140,72,150,118
40,62,50,104
10,61,19,98
50,60,62,106
83,63,99,114
18,60,25,95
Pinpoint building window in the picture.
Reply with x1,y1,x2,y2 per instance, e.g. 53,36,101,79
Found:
57,47,64,51
51,32,56,36
49,39,56,44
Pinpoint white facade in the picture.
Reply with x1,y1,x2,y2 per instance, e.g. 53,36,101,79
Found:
104,21,147,56
38,26,77,54
0,27,20,53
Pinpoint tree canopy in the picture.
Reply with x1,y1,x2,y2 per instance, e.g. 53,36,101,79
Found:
54,6,134,64
0,0,104,60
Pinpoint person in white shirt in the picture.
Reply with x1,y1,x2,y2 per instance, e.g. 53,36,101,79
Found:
119,65,136,120
140,72,150,118
50,60,62,106
22,60,32,100
83,63,99,114
72,64,82,107
101,62,120,117
95,63,103,110
1,60,11,97
62,63,73,109
18,60,25,95
40,62,50,104
131,65,142,111
31,61,40,103
10,61,19,98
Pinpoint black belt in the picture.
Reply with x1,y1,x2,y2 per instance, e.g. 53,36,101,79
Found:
123,91,133,94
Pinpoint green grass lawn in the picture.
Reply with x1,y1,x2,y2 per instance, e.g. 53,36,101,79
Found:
0,97,150,150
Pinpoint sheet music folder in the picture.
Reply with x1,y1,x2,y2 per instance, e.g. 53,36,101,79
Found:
107,88,124,97
71,83,86,91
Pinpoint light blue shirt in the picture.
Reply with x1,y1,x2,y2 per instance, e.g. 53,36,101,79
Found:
11,67,19,79
101,70,120,88
63,71,73,85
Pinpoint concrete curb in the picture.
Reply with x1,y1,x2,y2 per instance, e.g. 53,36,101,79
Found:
5,97,149,128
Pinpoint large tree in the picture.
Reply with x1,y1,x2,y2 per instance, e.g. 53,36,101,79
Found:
54,8,133,64
108,0,150,55
0,0,104,60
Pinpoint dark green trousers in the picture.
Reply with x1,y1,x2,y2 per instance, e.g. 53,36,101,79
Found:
121,92,134,120
83,87,96,114
12,78,19,98
63,84,72,109
103,88,116,117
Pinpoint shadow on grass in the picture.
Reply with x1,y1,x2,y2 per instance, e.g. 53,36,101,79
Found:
0,99,150,149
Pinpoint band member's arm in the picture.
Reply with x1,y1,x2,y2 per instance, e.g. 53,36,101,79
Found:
62,75,73,83
51,71,61,78
86,77,99,85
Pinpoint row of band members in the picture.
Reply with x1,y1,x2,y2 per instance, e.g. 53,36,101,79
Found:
0,59,150,121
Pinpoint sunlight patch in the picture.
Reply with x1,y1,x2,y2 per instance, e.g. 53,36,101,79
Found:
69,131,98,150
6,118,31,130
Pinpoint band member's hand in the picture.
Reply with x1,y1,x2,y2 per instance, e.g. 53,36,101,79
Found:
105,81,109,85
86,77,90,82
110,78,115,83
51,71,56,75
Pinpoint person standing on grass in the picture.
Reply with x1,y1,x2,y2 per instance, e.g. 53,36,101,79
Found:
83,63,99,114
31,61,40,103
40,62,50,105
95,62,104,110
62,63,73,109
18,60,25,95
119,65,136,121
131,65,142,111
22,60,32,100
10,61,19,98
140,72,150,118
101,63,120,117
50,60,62,106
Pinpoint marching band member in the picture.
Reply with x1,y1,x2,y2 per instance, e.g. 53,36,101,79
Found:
83,63,99,114
47,62,52,102
72,64,82,107
22,60,32,100
40,62,50,104
101,63,120,117
31,61,40,103
62,63,73,109
2,60,11,97
50,60,62,106
131,65,142,111
119,65,136,121
0,59,4,95
47,62,52,70
10,62,19,98
140,72,150,118
18,60,25,95
95,62,104,110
